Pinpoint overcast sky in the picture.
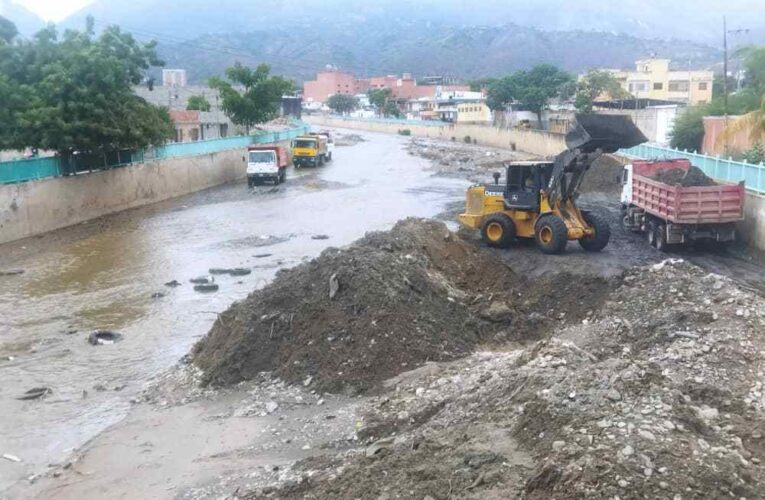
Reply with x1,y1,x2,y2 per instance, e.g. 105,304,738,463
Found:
15,0,92,21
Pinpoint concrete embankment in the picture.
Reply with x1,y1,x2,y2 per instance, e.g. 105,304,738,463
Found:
305,115,566,157
308,116,765,252
0,141,287,245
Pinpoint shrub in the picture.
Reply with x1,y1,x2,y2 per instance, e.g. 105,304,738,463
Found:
464,135,472,143
398,129,412,136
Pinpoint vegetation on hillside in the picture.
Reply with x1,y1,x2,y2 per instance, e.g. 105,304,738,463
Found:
0,17,174,158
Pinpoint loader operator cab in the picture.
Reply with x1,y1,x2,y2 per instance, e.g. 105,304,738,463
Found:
501,161,554,212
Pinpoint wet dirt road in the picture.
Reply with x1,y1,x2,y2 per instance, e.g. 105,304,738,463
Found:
0,128,468,492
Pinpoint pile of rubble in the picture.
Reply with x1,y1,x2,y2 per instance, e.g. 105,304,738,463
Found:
242,259,765,499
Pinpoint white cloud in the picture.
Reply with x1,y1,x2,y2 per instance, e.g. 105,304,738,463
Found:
14,0,94,21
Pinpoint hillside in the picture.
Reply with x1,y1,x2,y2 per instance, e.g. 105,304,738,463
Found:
0,0,44,36
61,0,764,46
157,22,720,83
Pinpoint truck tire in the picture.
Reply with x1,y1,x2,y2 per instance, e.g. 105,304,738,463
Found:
579,212,610,252
280,170,286,183
318,155,324,167
535,215,568,254
646,220,657,247
328,152,333,161
481,214,516,249
655,224,671,253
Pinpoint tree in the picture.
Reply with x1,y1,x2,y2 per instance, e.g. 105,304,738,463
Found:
209,63,292,131
486,65,573,125
187,95,211,111
0,15,18,44
367,88,392,112
669,106,706,151
468,77,497,92
0,20,174,157
326,93,359,114
736,46,765,95
382,101,402,118
574,69,631,113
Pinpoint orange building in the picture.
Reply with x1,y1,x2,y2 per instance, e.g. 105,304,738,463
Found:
702,116,762,156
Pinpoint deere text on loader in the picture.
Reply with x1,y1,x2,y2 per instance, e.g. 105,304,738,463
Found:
458,114,647,254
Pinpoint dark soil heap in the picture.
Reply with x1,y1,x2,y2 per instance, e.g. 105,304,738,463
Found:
579,154,627,194
192,219,520,393
651,166,717,187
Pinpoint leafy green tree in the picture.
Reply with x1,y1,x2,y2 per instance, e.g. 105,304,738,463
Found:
326,93,359,114
574,69,632,113
187,95,211,111
382,101,402,118
468,77,497,92
0,15,17,44
209,63,292,132
669,106,706,151
0,20,174,157
736,46,765,95
367,88,392,113
487,65,573,126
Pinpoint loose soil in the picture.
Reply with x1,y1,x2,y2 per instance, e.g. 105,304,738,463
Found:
652,166,717,187
192,219,613,395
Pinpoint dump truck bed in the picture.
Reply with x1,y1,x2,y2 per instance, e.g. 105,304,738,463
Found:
631,160,744,224
248,145,289,168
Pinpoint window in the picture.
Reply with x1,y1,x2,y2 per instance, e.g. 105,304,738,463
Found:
698,82,708,91
249,151,275,163
653,82,663,90
668,80,689,92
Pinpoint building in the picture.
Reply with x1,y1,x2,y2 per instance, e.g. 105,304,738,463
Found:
168,110,232,143
302,69,469,105
608,59,713,106
406,90,490,123
162,69,188,87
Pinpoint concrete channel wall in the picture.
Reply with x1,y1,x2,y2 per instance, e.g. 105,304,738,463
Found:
0,144,283,245
309,115,765,252
305,115,567,157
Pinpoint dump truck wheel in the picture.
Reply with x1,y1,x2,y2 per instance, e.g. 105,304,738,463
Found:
534,215,568,254
481,214,515,249
579,212,611,252
646,221,657,247
655,224,671,252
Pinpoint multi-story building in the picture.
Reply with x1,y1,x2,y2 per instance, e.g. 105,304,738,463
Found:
608,59,713,106
302,69,469,105
162,69,187,87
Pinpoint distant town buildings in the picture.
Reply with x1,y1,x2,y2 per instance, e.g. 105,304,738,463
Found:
302,69,470,105
162,69,188,87
607,59,713,106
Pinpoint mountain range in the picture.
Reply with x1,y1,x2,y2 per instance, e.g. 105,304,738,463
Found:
3,0,763,82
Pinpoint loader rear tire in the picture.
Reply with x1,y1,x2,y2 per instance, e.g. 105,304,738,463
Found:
579,211,611,252
481,214,516,249
534,215,568,254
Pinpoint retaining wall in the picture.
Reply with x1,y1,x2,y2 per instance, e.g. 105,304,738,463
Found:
0,145,276,245
305,115,566,157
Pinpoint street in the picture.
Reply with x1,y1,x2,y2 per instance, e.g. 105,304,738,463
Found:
0,128,468,492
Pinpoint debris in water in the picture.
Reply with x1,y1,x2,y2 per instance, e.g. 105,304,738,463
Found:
164,280,181,287
312,235,330,240
151,292,166,299
0,269,24,276
190,276,213,285
16,387,52,400
209,268,251,276
194,283,219,293
254,254,272,258
88,331,123,346
2,454,21,463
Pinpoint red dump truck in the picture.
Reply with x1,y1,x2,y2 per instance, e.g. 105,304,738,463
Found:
246,145,289,186
620,159,745,251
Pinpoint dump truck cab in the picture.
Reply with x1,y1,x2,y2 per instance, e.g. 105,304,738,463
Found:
459,114,648,254
291,135,328,168
246,146,288,186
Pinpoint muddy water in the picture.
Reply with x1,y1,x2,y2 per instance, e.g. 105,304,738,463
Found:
0,129,468,491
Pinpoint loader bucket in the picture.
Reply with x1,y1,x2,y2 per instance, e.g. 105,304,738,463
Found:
566,114,647,153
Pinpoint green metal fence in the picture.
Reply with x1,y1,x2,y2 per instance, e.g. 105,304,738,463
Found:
0,124,309,185
620,143,765,195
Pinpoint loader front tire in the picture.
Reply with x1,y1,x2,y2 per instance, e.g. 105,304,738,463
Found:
579,211,611,252
481,214,516,249
535,215,568,254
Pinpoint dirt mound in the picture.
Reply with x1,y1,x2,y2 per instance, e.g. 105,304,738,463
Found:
244,260,765,499
579,154,627,194
652,166,717,187
192,219,521,393
333,133,366,147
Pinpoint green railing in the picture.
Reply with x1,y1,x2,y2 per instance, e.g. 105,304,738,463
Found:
0,124,309,185
620,143,765,195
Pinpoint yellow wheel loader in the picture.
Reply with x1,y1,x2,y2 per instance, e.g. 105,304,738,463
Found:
458,114,647,254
